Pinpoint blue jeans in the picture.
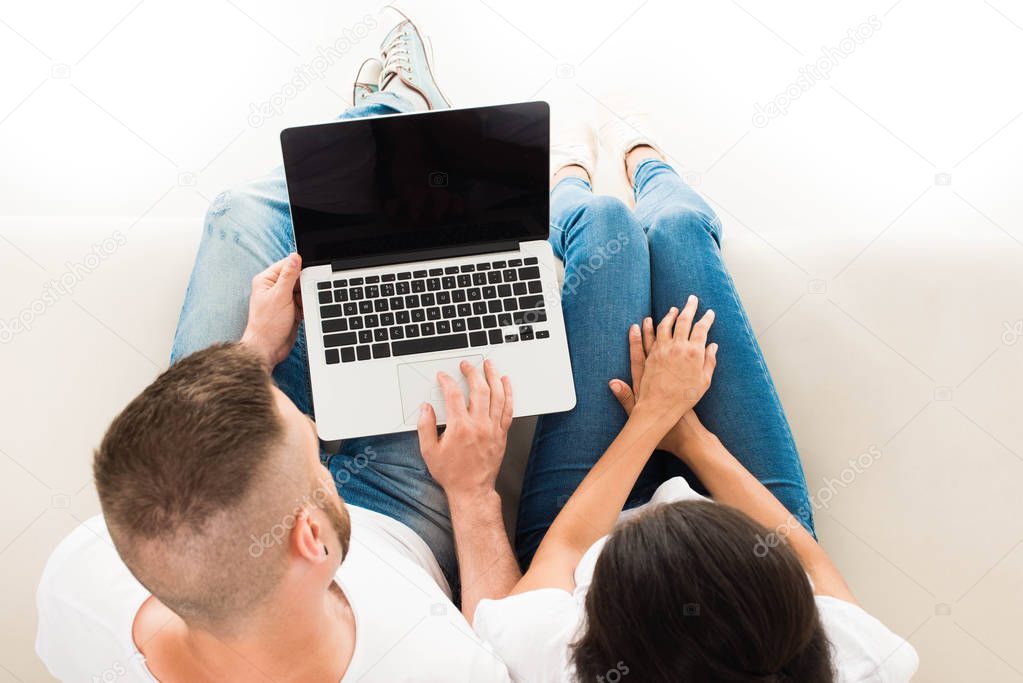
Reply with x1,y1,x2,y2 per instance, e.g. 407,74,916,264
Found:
169,93,465,590
514,160,815,566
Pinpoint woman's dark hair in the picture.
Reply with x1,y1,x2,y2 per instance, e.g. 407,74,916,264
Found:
571,501,833,682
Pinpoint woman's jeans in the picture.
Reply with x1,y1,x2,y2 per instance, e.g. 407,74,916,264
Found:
170,93,814,586
514,161,815,565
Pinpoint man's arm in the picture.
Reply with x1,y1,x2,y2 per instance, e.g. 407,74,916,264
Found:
238,253,303,369
417,359,521,623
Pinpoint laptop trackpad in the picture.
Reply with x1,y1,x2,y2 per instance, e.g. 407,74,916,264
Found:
397,355,484,426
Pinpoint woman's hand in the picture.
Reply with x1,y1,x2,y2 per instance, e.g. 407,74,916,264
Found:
609,295,717,452
240,253,303,369
417,359,514,504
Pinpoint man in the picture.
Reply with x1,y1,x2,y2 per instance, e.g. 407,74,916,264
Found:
36,12,520,682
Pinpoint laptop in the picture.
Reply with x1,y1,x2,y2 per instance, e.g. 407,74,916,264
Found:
281,101,576,441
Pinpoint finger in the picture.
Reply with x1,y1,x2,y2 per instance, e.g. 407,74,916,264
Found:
483,359,505,422
460,360,490,418
608,379,636,415
656,307,680,340
674,295,699,340
437,371,469,421
252,257,288,290
689,308,715,347
416,402,439,455
274,253,301,292
500,376,514,430
642,317,655,354
704,342,719,378
628,323,645,390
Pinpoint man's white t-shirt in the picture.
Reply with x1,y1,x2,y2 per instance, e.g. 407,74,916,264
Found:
473,478,920,683
36,505,510,682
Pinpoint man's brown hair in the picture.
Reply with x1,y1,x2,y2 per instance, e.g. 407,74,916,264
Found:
94,343,324,627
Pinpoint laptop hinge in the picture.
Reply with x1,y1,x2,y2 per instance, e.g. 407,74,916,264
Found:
330,239,522,272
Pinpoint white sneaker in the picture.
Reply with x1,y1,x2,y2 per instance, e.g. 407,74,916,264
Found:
597,105,664,188
550,118,597,181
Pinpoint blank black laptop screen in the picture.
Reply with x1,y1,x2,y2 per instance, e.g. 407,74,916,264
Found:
281,101,549,267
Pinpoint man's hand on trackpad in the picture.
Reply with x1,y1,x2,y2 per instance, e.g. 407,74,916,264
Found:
416,359,514,504
240,253,303,370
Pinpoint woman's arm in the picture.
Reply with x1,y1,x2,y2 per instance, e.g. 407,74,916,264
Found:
672,413,858,603
511,298,717,595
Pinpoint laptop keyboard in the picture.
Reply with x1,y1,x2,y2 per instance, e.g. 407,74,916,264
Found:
315,257,551,365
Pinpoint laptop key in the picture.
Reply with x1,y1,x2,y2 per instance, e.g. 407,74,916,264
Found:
365,285,379,298
412,280,426,293
421,293,436,306
333,279,347,287
413,270,428,278
536,329,550,339
492,261,507,269
487,271,502,284
390,297,404,310
488,300,502,313
469,331,487,346
527,280,543,294
503,269,517,282
460,264,475,272
318,291,333,305
318,281,332,290
324,332,357,347
427,278,441,291
364,314,379,328
358,330,372,344
429,267,443,276
498,313,512,327
349,277,364,286
382,273,396,282
472,302,487,315
393,333,470,356
457,303,472,316
421,322,436,336
350,287,364,300
349,317,364,330
437,291,451,305
519,325,535,341
321,304,343,319
323,319,348,333
397,272,412,280
467,288,482,301
411,309,426,322
342,302,358,316
437,320,451,334
524,257,538,265
427,307,441,321
405,294,420,308
457,274,471,287
356,345,371,360
405,324,420,337
442,276,456,289
472,273,486,286
334,289,348,302
389,326,404,340
488,330,503,344
396,281,411,294
513,309,547,325
503,298,518,311
365,275,380,284
372,342,390,359
396,311,410,324
381,283,395,296
512,282,527,295
374,328,388,342
381,312,395,326
442,305,456,318
445,265,459,274
325,349,340,364
477,263,491,271
340,347,356,362
509,258,523,267
483,315,498,328
468,317,482,330
504,334,519,343
518,266,541,280
359,301,373,314
497,284,512,298
452,318,466,332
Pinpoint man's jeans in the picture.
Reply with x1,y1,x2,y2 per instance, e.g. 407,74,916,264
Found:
171,93,814,587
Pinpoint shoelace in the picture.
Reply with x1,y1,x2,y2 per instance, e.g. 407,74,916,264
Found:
381,25,414,84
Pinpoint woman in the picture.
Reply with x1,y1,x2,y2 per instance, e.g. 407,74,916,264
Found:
474,112,919,682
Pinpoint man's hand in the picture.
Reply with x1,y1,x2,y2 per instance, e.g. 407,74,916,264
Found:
417,359,513,503
240,253,303,370
609,295,717,454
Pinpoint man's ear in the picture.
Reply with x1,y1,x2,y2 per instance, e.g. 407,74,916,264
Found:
290,507,329,563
